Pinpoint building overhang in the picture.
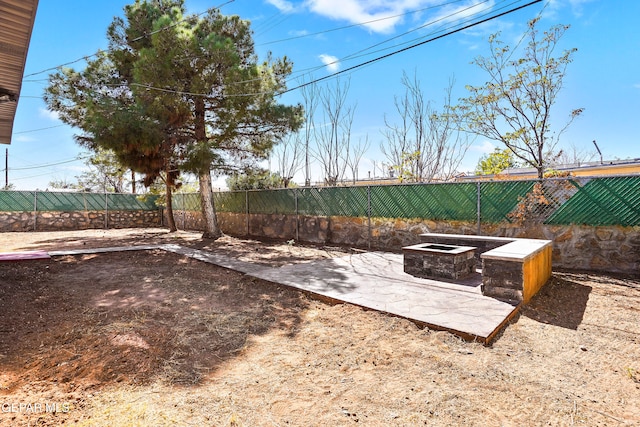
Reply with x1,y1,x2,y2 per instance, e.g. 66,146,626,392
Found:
0,0,39,144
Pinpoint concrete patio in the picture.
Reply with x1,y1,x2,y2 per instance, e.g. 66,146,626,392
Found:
10,244,520,344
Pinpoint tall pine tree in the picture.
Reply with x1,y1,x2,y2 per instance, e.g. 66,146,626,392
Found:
46,0,302,238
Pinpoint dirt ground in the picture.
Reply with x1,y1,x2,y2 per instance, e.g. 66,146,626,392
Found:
1,228,639,426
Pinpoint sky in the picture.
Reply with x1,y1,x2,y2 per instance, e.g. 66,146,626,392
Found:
5,0,639,191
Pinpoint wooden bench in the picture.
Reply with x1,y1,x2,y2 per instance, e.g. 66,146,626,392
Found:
417,233,552,304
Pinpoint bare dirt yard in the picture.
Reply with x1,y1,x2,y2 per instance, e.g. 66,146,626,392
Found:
1,228,639,426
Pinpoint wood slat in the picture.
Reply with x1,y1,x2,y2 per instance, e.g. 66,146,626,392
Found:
0,0,39,145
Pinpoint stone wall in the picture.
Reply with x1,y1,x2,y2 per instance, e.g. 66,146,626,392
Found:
38,207,632,277
185,211,638,276
0,210,162,232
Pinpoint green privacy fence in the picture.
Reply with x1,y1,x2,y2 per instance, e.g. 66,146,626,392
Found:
2,175,640,227
478,180,535,223
0,190,159,212
545,176,640,226
183,176,639,227
371,183,477,221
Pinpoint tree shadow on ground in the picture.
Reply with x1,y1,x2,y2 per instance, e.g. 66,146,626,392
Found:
520,272,592,330
14,229,180,252
18,230,352,268
0,250,308,393
185,236,352,267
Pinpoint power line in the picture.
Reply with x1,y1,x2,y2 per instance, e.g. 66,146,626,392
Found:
10,157,87,171
17,0,541,118
13,125,65,134
259,0,471,46
329,0,496,65
22,1,235,79
99,1,487,92
23,56,96,79
132,0,543,98
255,12,293,37
282,0,543,95
130,0,235,42
281,0,498,84
9,171,73,181
503,0,552,64
98,0,540,100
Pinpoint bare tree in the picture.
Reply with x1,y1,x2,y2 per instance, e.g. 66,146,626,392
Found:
381,71,471,182
424,76,472,181
345,135,370,184
299,79,320,186
313,78,355,186
272,132,304,188
381,87,413,178
552,142,598,168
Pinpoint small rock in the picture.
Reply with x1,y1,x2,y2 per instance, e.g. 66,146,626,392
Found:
579,345,587,351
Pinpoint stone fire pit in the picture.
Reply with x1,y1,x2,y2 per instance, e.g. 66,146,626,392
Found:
402,243,476,280
403,233,553,305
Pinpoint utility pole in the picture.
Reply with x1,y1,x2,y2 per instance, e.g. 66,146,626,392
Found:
592,140,603,165
5,148,7,188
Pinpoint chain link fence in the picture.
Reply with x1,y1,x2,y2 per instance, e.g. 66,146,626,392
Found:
0,190,159,212
179,175,640,228
2,175,639,228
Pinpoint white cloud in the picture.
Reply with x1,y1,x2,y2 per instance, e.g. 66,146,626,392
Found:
39,107,59,121
265,0,296,13
427,0,496,27
303,0,509,38
289,29,309,37
471,139,495,153
13,135,36,143
318,54,340,73
459,140,496,173
426,0,519,44
544,0,595,19
307,0,429,34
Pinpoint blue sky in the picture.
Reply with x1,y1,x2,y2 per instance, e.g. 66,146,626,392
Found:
7,0,639,190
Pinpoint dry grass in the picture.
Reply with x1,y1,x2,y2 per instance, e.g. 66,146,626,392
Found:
0,229,639,426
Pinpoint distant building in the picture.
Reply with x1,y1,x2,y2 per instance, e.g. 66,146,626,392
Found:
457,158,640,181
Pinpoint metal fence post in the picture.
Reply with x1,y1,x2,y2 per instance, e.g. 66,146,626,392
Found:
104,191,108,229
33,190,37,231
295,188,299,241
367,185,371,249
477,181,481,235
182,195,186,230
245,190,249,237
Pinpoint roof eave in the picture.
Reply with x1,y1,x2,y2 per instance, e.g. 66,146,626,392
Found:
0,0,40,144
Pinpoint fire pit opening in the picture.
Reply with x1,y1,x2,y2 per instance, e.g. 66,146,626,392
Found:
420,244,458,252
402,243,476,280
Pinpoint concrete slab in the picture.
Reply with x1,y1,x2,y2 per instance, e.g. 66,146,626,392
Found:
249,252,518,343
49,245,160,257
0,250,50,261
40,245,518,343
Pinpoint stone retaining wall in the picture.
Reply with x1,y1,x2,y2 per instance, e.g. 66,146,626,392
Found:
181,211,637,276
0,210,161,232
4,207,636,276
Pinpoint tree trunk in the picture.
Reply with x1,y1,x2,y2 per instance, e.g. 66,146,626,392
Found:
193,95,221,240
199,171,222,240
165,179,177,232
